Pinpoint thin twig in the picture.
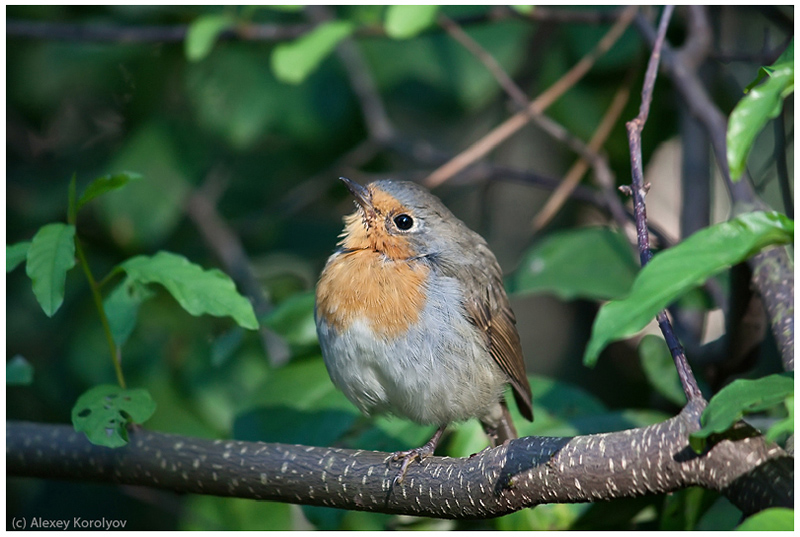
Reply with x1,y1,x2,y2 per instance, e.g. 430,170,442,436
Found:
625,5,702,401
438,10,621,222
438,13,530,109
5,10,525,44
532,74,633,231
424,5,638,188
307,6,394,143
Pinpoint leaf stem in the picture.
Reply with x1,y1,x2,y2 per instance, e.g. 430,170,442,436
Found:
75,238,127,389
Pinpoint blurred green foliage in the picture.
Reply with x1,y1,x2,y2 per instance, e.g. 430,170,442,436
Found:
7,5,792,530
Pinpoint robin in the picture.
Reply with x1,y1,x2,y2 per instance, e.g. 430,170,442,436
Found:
315,177,532,483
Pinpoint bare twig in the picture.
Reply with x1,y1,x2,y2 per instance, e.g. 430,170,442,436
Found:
6,18,312,43
423,5,638,188
437,10,625,229
625,6,702,401
533,75,633,231
5,10,527,44
307,6,394,143
438,13,530,109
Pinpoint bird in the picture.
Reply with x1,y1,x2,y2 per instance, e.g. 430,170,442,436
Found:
315,177,532,483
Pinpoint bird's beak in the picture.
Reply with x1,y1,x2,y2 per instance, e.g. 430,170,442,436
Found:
340,177,374,213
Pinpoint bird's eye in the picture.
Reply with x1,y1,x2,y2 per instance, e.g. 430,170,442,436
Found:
393,214,414,230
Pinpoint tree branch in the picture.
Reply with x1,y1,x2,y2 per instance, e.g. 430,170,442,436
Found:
532,74,633,231
7,401,792,518
4,9,538,44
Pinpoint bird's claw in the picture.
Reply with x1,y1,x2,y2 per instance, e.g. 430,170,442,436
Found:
391,444,434,485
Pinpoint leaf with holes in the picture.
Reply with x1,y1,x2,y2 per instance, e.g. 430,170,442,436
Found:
689,372,793,453
76,172,142,212
119,251,258,330
25,223,77,317
71,384,157,447
7,241,30,273
584,211,793,366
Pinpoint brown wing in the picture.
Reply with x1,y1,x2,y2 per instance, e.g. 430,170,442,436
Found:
461,246,533,422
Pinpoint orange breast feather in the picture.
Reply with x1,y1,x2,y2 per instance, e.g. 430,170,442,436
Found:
316,251,429,338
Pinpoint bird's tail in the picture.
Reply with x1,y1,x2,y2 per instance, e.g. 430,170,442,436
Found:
480,399,518,447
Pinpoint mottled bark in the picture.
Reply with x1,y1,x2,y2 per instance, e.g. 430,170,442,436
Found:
7,401,791,519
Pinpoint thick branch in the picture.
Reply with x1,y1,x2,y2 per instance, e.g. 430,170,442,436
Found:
7,402,791,519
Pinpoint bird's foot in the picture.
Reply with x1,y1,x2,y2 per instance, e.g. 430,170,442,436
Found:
390,426,445,485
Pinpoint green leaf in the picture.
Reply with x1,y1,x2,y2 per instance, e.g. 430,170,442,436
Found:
71,384,156,447
384,5,439,39
496,503,590,531
727,39,794,181
766,394,793,442
263,5,304,12
7,355,34,386
25,223,77,317
510,5,534,15
531,374,606,417
584,211,793,366
103,277,156,348
181,495,293,531
98,124,190,248
76,172,142,212
185,14,236,62
744,39,793,93
6,241,31,273
247,357,354,413
511,227,638,301
689,372,794,452
234,406,356,447
271,20,354,84
735,508,794,531
119,251,258,330
659,487,719,531
638,335,686,406
262,291,318,349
